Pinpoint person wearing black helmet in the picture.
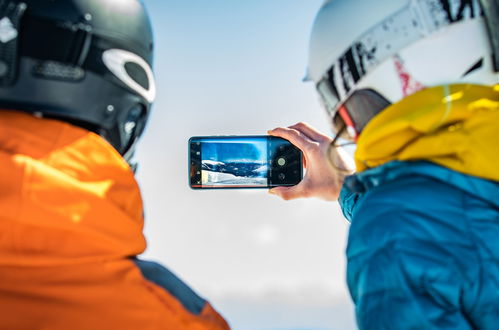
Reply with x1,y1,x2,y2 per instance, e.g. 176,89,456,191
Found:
0,0,229,329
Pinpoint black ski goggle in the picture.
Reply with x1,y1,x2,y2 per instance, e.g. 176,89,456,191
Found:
317,79,391,141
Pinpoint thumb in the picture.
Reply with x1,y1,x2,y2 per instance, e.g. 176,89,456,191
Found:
269,186,303,201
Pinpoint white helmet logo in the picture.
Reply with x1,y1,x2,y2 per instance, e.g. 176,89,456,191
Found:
0,17,18,43
102,49,156,103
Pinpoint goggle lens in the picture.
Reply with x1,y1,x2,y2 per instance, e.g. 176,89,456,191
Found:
317,79,391,141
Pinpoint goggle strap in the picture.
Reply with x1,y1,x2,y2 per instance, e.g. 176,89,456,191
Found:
331,123,346,146
338,105,358,139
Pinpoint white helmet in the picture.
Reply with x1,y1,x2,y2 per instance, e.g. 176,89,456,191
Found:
306,0,499,140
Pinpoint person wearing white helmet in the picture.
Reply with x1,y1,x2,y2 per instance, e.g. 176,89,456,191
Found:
270,0,499,328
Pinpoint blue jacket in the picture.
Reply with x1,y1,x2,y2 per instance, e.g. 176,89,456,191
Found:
339,161,499,329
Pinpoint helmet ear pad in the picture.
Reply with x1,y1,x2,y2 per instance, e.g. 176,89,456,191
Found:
102,103,149,160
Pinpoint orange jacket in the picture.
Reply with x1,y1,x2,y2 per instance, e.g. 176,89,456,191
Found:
0,111,229,330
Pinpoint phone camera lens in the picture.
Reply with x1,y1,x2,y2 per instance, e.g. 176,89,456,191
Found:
277,157,286,166
278,173,285,180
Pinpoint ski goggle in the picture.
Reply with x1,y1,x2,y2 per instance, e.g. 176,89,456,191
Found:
317,79,390,141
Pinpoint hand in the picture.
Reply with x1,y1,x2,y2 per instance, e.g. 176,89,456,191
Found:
268,122,355,201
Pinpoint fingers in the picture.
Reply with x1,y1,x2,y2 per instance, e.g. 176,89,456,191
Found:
267,123,343,201
268,126,314,153
288,122,331,143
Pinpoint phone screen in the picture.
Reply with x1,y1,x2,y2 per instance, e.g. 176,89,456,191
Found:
189,136,302,189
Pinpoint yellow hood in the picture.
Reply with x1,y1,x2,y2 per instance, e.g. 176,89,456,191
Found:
355,84,499,182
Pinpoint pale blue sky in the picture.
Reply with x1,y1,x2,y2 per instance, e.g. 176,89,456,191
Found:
136,1,356,329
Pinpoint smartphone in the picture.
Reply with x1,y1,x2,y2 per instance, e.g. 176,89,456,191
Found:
189,136,303,189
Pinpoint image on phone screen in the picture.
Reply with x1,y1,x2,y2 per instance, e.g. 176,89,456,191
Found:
189,136,302,189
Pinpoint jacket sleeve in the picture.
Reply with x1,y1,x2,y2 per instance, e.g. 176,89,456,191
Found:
338,184,360,222
133,258,230,329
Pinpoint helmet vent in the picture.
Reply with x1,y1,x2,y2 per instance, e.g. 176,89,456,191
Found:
33,61,85,81
461,58,483,77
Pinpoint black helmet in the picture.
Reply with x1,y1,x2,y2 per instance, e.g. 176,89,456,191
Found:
0,0,155,161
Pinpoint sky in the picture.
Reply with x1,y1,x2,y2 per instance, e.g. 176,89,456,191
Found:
136,1,356,329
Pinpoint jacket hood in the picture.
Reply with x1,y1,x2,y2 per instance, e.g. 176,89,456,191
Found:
355,84,499,182
0,110,146,266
